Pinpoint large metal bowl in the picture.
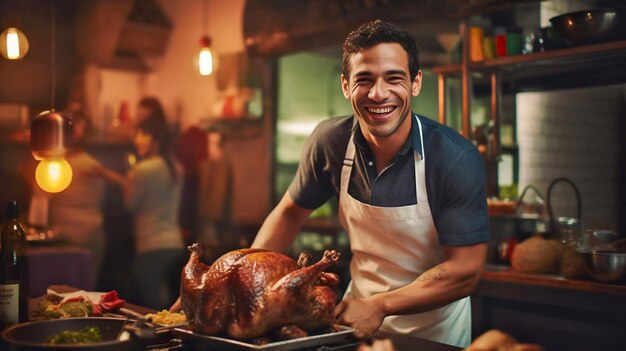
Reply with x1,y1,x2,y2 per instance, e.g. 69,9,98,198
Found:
578,249,626,282
549,8,626,45
1,317,134,351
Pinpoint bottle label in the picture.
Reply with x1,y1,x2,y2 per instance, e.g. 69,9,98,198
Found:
0,284,19,325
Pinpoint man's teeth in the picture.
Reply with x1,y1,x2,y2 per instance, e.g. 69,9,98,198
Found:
368,107,394,114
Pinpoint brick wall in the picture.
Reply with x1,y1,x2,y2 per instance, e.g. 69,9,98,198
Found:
516,85,625,229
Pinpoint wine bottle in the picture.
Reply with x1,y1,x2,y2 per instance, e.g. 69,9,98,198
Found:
0,201,29,329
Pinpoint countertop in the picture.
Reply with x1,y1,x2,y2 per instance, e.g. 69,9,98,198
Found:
19,285,461,351
481,264,626,295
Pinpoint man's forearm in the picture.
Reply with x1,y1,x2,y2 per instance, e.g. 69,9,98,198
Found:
370,243,487,316
252,192,312,252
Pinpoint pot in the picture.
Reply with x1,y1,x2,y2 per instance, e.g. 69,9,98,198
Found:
549,8,626,45
546,177,582,243
1,317,135,351
577,249,626,282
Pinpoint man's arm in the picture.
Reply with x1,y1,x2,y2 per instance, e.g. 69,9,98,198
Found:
335,242,487,339
252,192,314,252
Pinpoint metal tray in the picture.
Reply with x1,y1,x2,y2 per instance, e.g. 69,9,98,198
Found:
172,325,355,351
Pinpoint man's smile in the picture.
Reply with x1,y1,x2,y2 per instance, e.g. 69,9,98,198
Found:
365,105,397,121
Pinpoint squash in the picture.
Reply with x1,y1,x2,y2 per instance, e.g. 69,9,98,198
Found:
511,234,561,274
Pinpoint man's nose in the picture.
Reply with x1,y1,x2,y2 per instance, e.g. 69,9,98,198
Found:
368,79,389,101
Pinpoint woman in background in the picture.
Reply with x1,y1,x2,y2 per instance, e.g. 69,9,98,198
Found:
100,107,185,310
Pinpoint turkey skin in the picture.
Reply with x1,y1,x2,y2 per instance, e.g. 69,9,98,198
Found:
180,244,341,339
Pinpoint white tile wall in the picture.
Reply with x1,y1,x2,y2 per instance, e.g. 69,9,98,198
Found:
517,84,625,228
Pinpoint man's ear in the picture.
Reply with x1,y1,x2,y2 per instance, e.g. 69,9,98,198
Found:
412,70,422,97
341,74,350,99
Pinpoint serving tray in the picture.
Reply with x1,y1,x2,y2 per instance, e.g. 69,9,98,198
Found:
172,325,355,351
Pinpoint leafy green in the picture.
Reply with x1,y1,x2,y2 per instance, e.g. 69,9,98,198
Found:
47,326,101,344
39,295,93,319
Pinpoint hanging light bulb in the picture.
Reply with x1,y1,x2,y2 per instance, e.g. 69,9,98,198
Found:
0,27,29,60
29,5,73,193
198,36,214,76
35,157,73,193
196,0,217,76
31,110,74,193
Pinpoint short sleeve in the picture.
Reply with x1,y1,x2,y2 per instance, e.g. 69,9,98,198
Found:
287,122,341,210
434,148,489,246
126,165,148,212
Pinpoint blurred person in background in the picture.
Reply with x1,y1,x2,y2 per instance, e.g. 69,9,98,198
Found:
45,109,107,281
98,102,185,310
136,96,167,125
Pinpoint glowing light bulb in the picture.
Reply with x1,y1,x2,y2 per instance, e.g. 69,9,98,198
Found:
7,29,19,59
35,157,73,193
196,36,217,76
198,46,214,76
0,27,29,60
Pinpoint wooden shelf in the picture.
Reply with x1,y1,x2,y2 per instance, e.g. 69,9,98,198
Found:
471,39,626,70
431,40,626,74
430,64,462,75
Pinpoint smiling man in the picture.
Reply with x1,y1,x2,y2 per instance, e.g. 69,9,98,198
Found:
252,20,489,348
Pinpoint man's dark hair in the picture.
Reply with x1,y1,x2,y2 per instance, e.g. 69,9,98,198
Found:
342,19,420,81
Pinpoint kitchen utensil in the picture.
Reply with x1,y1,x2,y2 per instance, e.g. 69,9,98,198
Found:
546,177,581,242
583,237,626,251
576,249,626,282
515,184,545,217
1,317,134,350
589,230,622,245
549,8,626,45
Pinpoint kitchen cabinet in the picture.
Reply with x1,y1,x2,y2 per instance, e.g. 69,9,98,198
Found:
473,266,626,351
432,25,626,196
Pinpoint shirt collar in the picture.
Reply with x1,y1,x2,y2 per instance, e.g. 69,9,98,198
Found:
352,113,424,158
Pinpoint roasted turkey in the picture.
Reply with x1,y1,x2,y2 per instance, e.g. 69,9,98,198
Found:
180,243,341,339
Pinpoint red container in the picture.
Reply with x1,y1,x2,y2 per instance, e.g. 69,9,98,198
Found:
494,27,507,57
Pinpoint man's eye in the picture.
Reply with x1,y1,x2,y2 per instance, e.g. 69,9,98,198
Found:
355,78,371,85
388,76,404,82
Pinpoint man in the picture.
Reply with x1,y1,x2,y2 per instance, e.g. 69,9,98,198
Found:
256,19,489,348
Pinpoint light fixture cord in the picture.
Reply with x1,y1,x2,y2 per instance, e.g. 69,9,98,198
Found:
50,0,56,110
203,0,208,37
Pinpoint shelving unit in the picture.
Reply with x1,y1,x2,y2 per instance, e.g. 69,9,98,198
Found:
432,33,626,196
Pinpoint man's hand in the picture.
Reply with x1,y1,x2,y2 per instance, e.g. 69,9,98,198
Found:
335,296,386,339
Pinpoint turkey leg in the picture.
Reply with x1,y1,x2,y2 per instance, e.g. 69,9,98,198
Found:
271,250,340,291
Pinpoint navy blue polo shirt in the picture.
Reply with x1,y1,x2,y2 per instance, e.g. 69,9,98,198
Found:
288,113,489,246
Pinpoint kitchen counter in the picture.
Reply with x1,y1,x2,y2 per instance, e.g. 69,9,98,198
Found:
481,264,626,294
15,285,461,351
472,265,626,351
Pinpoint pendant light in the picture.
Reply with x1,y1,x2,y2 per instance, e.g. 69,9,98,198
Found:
0,27,29,60
196,0,216,76
31,2,73,193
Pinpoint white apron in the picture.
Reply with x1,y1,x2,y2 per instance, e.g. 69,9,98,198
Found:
338,115,471,348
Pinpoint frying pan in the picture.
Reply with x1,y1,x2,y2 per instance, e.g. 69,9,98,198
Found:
1,317,136,351
549,8,626,45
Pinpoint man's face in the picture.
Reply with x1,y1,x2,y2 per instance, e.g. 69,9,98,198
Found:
341,43,422,141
